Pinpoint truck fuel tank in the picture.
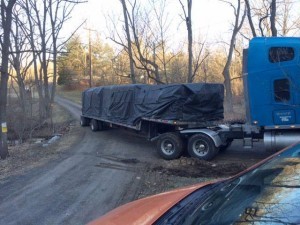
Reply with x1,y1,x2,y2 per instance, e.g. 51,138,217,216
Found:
264,131,300,151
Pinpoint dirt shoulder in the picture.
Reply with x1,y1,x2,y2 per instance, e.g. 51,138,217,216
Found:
0,104,83,181
126,152,258,199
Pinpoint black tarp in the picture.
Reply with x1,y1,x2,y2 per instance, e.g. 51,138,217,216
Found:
82,83,224,126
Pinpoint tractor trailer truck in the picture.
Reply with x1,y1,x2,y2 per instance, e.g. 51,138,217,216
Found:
81,37,300,160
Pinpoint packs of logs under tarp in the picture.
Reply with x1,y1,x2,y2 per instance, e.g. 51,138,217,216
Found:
82,83,224,126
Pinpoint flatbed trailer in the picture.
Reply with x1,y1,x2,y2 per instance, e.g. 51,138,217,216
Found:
80,113,225,160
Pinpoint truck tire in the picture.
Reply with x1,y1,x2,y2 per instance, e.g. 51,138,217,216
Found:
188,133,218,160
90,119,104,132
157,132,184,160
80,116,89,127
90,119,99,132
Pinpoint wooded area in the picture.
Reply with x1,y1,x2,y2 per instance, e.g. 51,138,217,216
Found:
1,0,300,159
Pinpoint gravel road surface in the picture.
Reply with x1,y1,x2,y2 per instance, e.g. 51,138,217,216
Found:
0,96,161,225
0,96,273,225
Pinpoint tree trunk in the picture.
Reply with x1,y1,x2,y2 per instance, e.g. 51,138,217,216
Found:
120,0,136,84
223,62,234,113
50,0,57,106
0,0,17,159
270,0,277,36
223,33,236,113
222,0,246,113
41,0,51,118
245,0,257,37
187,0,193,83
180,0,193,83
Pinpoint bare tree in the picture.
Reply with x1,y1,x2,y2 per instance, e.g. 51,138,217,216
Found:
245,0,299,37
10,6,30,112
179,0,193,83
120,0,136,84
150,0,172,84
192,39,209,82
21,0,49,120
276,0,299,36
0,0,17,159
9,5,35,141
20,0,85,120
111,0,164,84
221,0,246,113
128,0,163,84
48,0,87,125
109,0,185,84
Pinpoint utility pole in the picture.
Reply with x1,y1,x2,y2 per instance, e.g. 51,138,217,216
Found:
84,27,96,88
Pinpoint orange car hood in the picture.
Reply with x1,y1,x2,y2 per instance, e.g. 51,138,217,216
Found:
88,182,210,225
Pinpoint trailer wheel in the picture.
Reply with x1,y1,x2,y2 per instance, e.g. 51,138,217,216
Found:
188,134,218,160
157,133,183,160
90,119,99,132
80,116,89,127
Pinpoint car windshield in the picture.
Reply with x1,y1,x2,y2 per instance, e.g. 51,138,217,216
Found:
182,145,300,225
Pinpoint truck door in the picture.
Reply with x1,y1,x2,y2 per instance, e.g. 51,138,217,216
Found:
269,46,298,126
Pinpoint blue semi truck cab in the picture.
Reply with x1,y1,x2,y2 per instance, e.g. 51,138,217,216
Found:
243,37,300,150
181,37,300,159
247,37,300,128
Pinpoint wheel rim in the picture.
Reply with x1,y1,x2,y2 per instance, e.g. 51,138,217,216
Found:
192,140,209,157
161,139,175,155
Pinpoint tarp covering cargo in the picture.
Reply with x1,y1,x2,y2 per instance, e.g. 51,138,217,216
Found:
82,83,224,126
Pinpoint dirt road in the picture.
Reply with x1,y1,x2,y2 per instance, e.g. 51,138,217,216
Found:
0,97,273,225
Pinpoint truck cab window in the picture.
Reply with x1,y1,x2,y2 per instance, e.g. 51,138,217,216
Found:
269,47,294,63
274,78,290,102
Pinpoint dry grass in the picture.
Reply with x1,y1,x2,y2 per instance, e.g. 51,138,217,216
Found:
51,103,73,123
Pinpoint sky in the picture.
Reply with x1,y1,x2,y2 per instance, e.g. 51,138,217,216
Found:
62,0,234,48
61,0,300,50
